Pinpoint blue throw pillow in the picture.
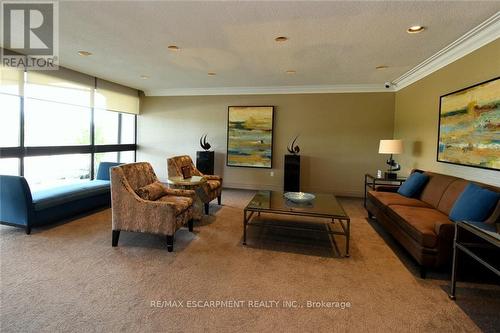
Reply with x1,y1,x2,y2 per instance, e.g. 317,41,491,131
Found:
397,172,429,198
449,183,500,222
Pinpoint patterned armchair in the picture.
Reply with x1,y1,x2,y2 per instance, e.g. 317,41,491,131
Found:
167,155,223,214
110,162,195,252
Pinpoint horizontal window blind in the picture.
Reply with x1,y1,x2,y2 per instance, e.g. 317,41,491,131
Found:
26,67,94,107
95,78,139,114
0,64,23,96
1,63,140,114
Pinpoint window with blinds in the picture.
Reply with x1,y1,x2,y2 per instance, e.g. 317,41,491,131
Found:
0,65,139,188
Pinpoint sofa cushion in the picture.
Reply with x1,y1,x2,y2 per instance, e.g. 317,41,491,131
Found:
398,172,429,198
449,183,500,222
157,195,193,215
387,205,452,248
418,172,457,208
367,190,431,212
436,179,468,216
32,180,110,211
136,181,167,201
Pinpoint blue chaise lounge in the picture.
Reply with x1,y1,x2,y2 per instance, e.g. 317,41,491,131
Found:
0,162,121,234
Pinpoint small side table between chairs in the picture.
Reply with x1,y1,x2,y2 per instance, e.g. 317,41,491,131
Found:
167,176,209,220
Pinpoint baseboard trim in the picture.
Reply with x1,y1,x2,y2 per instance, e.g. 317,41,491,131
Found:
223,183,363,198
223,182,282,192
304,188,363,198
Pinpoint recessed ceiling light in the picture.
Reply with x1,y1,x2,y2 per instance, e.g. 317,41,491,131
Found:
286,70,296,74
407,25,425,34
77,50,92,56
207,72,216,76
140,75,149,79
275,36,288,42
167,45,179,51
375,65,388,70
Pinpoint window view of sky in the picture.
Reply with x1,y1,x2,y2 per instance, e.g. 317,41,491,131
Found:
24,99,91,146
0,94,20,148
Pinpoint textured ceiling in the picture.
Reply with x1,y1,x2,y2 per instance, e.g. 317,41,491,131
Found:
55,1,500,93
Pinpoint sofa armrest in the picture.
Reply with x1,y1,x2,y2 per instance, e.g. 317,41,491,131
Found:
0,175,34,228
434,219,456,266
434,220,455,239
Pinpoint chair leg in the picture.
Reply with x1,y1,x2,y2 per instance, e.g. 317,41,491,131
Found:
167,235,174,252
25,226,31,235
204,203,209,215
188,219,194,232
217,195,221,205
112,230,120,247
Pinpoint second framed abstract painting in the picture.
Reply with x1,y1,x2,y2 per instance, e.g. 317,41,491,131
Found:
227,106,274,168
437,77,500,171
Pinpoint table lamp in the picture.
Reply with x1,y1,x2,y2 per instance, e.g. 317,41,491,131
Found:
379,139,403,179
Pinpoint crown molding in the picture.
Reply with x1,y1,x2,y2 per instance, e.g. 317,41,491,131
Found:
145,12,499,97
144,84,393,96
393,12,500,90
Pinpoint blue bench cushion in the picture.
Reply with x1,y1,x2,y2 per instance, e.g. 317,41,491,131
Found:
32,180,110,211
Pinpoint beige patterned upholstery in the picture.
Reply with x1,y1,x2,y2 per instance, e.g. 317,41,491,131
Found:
110,162,195,252
167,155,223,207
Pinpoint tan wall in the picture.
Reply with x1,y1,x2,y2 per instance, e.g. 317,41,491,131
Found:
138,93,395,196
394,39,500,186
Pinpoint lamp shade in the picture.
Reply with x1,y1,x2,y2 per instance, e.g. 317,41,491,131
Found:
379,140,403,154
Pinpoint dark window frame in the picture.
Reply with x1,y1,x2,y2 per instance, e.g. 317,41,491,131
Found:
0,75,137,179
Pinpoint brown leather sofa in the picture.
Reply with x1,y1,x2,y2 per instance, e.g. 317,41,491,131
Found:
366,170,499,278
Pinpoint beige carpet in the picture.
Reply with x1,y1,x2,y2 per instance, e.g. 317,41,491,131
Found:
0,189,497,332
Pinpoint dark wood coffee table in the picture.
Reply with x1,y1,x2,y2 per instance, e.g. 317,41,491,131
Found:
243,191,351,257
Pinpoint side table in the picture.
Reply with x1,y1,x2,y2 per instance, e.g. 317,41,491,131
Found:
449,221,500,300
364,173,406,207
167,176,209,220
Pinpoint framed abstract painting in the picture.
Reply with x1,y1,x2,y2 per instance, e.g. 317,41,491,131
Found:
227,106,274,168
437,77,500,171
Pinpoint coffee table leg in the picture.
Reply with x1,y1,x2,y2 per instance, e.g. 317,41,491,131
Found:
243,210,247,245
336,218,350,258
345,218,350,257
